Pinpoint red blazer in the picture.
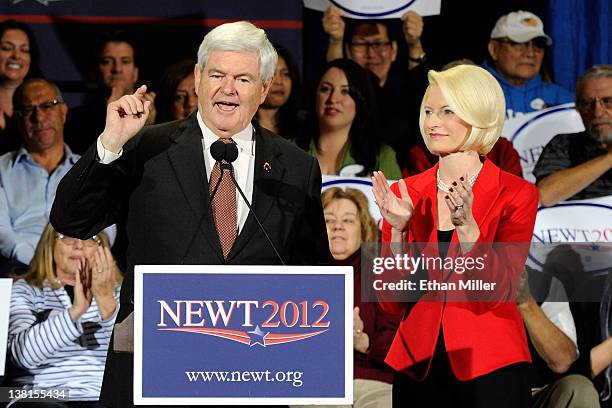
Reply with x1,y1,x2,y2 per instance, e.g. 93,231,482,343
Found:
381,159,538,381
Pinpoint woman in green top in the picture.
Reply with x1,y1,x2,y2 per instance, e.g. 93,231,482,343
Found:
296,59,402,180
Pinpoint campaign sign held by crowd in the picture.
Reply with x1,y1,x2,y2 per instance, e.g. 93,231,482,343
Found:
502,103,585,183
133,265,352,405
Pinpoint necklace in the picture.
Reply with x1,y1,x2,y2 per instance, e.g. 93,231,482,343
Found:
437,165,482,193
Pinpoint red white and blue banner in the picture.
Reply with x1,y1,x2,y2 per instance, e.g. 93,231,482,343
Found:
133,265,353,406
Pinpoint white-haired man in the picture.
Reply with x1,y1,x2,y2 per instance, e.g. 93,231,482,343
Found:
51,21,332,406
535,64,612,206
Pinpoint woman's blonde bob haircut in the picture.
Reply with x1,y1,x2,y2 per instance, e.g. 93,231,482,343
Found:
20,223,117,289
419,65,506,155
321,187,378,243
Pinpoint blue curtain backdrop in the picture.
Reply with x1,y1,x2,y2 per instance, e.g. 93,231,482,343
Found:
548,0,611,92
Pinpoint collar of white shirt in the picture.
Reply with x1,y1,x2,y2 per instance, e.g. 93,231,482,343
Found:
196,111,254,160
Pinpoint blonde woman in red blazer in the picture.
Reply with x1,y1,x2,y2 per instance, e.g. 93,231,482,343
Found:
372,65,538,407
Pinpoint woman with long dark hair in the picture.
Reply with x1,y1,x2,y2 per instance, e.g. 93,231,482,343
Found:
297,58,401,179
0,19,41,153
156,59,198,123
256,43,302,139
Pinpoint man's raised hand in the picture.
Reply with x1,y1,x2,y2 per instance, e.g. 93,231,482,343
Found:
100,85,152,154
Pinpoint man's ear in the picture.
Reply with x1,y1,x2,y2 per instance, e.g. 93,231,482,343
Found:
487,41,498,61
194,64,201,96
132,67,139,86
260,78,273,104
59,103,68,125
390,40,398,62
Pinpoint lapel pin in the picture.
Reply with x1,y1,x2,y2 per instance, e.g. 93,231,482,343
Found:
263,162,272,172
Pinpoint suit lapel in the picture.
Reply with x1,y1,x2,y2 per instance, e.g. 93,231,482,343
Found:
166,116,224,262
228,127,284,261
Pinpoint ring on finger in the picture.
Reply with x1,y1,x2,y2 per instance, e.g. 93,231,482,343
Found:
455,203,464,210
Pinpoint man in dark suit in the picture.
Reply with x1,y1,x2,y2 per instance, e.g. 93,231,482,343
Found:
50,21,332,407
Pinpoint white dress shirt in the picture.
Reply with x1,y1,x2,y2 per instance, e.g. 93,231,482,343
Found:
96,111,255,233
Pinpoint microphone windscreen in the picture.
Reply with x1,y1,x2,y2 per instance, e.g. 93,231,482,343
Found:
210,139,226,162
225,143,239,163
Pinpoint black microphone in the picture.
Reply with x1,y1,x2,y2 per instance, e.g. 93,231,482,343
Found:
209,139,234,200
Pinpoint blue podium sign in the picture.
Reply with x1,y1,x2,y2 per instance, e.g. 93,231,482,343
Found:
134,265,353,405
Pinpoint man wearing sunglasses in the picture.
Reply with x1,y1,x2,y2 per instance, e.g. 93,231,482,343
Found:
0,78,78,273
485,10,573,119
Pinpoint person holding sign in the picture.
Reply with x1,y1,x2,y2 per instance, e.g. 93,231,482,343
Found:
321,6,429,168
371,64,538,407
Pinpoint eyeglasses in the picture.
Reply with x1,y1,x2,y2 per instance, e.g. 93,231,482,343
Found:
495,38,547,52
57,233,102,248
349,40,392,53
14,99,64,118
576,97,612,112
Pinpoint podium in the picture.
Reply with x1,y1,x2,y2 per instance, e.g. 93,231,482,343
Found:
129,265,352,406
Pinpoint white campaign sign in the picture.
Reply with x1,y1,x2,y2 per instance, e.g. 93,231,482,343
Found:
303,0,441,18
502,103,585,183
529,195,612,273
0,278,12,375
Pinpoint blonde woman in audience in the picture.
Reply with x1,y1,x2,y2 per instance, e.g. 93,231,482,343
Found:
372,65,538,406
6,223,121,405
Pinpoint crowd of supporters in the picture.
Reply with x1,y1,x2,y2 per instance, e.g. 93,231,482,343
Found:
0,6,610,408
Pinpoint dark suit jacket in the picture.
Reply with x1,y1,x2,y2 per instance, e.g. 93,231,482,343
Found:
50,114,332,406
380,160,538,381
